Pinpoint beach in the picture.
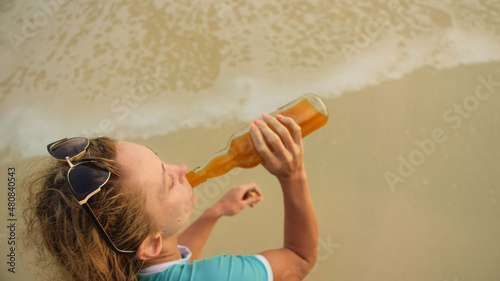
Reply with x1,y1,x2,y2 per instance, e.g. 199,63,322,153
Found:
1,1,500,280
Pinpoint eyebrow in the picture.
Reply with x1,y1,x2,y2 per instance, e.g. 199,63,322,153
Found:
160,162,167,198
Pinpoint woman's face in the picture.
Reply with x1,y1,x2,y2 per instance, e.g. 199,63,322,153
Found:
114,141,197,238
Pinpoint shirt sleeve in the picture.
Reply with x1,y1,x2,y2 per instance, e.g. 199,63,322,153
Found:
139,254,273,281
254,254,274,281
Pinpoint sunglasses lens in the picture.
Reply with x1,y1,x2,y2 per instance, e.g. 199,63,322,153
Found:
68,162,110,203
50,138,89,159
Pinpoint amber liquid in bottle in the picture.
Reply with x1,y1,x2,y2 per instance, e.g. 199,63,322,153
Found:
186,93,329,188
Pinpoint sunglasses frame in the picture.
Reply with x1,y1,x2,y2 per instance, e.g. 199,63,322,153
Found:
47,137,135,255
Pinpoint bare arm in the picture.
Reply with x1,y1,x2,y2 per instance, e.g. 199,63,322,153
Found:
250,114,319,281
177,184,263,262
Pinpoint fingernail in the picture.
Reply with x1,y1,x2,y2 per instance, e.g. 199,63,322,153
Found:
276,114,284,119
261,113,270,119
254,119,261,125
250,123,256,130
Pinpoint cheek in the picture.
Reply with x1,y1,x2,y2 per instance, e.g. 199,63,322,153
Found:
165,193,190,218
159,188,195,224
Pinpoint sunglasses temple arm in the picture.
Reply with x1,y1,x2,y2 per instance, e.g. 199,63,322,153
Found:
81,203,135,255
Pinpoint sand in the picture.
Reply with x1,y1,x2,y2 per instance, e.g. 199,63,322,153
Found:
1,1,500,280
2,63,500,281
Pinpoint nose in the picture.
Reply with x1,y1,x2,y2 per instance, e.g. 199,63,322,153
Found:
178,164,188,175
177,164,191,188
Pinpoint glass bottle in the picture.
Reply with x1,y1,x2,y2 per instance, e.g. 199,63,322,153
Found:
186,93,329,188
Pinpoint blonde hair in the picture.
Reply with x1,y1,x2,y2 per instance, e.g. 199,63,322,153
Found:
23,137,158,281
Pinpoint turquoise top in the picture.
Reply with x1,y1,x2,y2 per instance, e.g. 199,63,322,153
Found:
137,246,273,281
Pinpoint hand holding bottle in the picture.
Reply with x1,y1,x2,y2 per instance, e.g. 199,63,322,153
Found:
250,113,305,181
186,93,328,187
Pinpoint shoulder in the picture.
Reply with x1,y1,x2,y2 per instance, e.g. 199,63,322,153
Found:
138,254,273,281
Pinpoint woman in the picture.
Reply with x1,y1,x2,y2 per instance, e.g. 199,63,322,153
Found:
24,114,318,280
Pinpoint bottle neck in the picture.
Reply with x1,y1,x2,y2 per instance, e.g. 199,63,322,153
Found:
186,150,236,188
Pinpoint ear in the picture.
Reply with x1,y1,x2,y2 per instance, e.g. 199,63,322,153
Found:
136,232,163,261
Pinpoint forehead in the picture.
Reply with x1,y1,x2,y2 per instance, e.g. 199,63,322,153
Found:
115,141,155,164
114,141,161,189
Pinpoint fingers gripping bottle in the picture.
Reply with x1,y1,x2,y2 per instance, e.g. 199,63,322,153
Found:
186,93,329,188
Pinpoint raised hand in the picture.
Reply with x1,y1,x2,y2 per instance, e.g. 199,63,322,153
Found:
249,113,305,181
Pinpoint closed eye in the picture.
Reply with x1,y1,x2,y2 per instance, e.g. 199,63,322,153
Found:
168,174,176,190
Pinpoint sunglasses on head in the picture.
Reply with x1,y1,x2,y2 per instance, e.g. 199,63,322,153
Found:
47,137,135,254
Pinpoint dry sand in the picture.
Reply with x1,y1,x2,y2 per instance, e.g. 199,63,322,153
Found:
121,62,500,280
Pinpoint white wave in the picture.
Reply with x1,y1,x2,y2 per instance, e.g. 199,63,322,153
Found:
1,0,500,161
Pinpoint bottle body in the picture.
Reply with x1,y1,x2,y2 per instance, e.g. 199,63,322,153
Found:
186,93,329,187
